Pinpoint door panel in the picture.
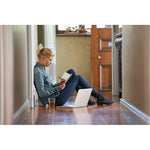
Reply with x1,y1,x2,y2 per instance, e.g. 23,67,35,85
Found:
91,25,112,95
100,64,112,90
99,38,111,51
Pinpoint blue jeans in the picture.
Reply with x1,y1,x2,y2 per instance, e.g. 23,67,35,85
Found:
55,69,101,106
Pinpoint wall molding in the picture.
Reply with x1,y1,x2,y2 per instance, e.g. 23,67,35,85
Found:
120,98,150,124
12,100,30,125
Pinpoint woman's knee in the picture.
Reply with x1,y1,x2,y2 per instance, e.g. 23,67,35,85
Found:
76,75,81,79
67,68,76,75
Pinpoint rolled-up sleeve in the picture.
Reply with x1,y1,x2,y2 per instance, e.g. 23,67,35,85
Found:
34,70,61,98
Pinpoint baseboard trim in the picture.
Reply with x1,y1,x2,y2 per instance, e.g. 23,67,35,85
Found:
120,98,150,124
12,100,30,125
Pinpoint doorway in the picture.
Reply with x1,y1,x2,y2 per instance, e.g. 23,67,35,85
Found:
91,25,121,96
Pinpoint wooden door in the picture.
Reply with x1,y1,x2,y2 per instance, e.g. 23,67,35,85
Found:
91,25,112,95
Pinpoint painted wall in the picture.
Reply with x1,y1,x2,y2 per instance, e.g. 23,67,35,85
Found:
12,25,28,114
56,36,91,85
122,25,150,115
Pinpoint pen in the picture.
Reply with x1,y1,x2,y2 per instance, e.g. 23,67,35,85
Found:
58,76,63,80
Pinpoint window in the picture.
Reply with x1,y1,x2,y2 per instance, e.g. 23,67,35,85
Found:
56,25,122,36
58,24,91,30
57,24,107,31
56,24,92,35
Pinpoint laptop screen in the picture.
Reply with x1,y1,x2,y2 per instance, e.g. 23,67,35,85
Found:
74,88,92,107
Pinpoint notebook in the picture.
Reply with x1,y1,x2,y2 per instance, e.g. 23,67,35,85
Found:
56,88,92,109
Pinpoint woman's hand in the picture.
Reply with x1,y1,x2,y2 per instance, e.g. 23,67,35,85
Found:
59,84,65,90
59,79,66,85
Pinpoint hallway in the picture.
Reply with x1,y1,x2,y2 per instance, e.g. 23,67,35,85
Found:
1,2,150,150
18,96,145,125
1,25,150,125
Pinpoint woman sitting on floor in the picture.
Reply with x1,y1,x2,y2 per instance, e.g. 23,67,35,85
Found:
34,44,114,107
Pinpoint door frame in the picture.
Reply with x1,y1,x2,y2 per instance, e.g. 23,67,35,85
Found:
27,25,38,108
91,25,99,91
0,25,4,124
44,25,57,84
112,25,119,96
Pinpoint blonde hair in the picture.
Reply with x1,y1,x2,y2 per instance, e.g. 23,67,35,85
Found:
37,43,55,59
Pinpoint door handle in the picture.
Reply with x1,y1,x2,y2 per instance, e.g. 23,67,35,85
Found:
97,56,101,60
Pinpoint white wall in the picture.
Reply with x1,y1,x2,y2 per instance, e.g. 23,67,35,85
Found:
0,26,14,124
122,25,150,116
0,25,31,124
12,25,28,114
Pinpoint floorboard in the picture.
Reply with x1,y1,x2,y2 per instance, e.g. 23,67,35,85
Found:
21,96,137,125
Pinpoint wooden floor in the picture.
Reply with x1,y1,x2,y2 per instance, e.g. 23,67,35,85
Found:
21,95,139,125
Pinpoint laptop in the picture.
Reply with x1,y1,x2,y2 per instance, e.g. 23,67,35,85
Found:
56,88,93,108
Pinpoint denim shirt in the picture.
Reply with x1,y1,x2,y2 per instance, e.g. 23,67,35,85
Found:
34,62,61,99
